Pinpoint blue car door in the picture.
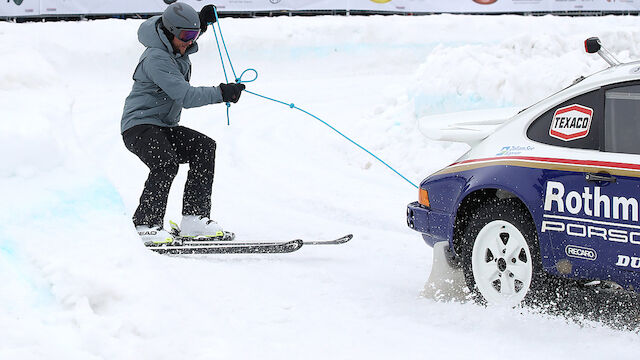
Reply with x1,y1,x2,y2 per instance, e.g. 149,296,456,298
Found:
527,83,640,290
526,88,622,284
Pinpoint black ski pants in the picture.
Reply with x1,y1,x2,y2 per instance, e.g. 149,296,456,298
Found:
122,124,216,227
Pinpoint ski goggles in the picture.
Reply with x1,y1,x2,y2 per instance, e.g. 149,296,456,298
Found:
177,28,200,42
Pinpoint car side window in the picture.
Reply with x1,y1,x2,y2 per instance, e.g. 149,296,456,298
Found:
527,89,603,150
604,84,640,155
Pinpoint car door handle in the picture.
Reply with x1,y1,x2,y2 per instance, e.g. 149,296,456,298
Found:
585,173,617,183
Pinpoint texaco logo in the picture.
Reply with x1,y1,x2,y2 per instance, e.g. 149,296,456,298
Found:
549,104,594,141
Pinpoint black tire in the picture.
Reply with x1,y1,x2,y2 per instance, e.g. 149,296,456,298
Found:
460,198,543,306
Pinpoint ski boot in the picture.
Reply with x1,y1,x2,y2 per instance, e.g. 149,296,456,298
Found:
136,225,175,247
170,216,235,241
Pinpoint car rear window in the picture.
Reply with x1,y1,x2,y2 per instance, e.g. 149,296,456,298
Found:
527,89,602,150
604,84,640,155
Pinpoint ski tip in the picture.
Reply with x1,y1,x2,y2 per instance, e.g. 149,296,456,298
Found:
302,234,353,245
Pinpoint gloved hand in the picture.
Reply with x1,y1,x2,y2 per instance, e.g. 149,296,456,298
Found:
199,4,217,30
219,83,246,103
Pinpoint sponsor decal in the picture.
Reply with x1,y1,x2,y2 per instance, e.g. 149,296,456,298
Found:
544,181,639,222
549,104,593,142
496,145,534,156
543,181,639,222
542,181,640,245
615,254,640,269
565,245,597,260
473,0,497,4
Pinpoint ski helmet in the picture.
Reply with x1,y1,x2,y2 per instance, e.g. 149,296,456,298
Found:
162,2,201,42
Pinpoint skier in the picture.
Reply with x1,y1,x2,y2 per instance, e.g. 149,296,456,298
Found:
121,2,245,246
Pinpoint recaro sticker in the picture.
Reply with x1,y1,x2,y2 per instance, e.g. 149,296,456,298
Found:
549,104,593,141
565,245,597,261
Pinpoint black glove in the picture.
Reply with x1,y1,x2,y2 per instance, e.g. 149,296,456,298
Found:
219,83,246,103
199,4,217,32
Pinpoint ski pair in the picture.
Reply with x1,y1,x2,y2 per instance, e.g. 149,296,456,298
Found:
148,233,353,255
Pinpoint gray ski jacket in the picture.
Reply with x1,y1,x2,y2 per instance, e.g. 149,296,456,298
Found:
120,16,224,134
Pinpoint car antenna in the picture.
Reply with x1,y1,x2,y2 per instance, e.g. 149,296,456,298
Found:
585,37,621,67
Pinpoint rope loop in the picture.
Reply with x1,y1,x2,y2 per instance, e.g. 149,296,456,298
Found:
236,68,258,83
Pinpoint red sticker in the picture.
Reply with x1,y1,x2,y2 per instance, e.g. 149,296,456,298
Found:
549,104,593,141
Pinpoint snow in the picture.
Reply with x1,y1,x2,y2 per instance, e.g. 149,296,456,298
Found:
2,14,640,359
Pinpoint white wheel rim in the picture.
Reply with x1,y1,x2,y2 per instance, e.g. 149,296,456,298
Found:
471,220,533,306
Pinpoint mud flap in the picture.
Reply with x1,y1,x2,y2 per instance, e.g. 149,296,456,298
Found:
421,241,468,302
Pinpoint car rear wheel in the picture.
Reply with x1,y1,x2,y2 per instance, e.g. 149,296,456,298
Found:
461,199,542,306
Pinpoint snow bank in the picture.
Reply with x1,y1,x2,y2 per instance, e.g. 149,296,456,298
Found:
2,14,640,359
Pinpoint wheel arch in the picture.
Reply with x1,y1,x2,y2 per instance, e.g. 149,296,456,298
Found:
452,187,536,257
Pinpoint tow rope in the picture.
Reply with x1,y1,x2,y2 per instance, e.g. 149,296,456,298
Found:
207,10,419,189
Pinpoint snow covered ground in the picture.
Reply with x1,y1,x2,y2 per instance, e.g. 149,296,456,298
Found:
3,14,640,359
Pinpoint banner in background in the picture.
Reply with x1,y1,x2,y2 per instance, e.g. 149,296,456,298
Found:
1,0,39,17
416,0,640,13
2,0,640,17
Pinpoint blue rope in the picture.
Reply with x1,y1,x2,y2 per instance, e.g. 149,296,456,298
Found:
209,18,231,124
206,12,418,189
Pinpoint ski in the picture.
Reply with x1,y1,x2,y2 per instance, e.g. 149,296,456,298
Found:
148,234,353,255
149,239,303,255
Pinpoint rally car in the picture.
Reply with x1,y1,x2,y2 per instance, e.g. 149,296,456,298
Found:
407,38,640,306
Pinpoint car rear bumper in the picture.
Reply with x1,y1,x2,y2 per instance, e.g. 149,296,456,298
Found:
407,201,453,247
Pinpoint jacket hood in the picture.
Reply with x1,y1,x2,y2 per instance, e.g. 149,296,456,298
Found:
137,16,198,57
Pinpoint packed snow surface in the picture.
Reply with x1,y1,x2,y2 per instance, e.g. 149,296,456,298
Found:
3,14,640,359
